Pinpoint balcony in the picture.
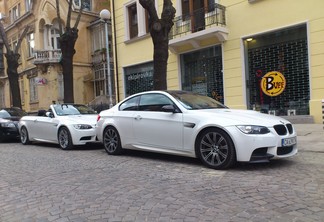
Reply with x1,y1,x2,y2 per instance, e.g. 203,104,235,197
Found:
169,3,228,53
33,49,62,64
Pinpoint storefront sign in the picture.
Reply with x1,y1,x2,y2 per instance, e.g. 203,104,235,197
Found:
260,71,286,97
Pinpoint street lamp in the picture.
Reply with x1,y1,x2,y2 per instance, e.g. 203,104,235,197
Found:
99,9,113,108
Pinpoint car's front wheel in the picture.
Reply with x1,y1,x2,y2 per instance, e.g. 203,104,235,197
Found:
20,126,31,145
58,127,73,150
196,128,236,170
103,126,123,155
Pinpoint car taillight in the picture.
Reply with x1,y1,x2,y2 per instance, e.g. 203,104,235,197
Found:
97,115,101,122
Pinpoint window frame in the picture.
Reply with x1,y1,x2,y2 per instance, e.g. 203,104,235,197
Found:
27,32,35,58
124,0,156,41
29,77,38,103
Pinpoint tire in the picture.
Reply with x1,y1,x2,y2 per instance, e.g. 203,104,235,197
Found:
103,126,123,155
20,126,31,145
58,127,73,150
196,128,236,170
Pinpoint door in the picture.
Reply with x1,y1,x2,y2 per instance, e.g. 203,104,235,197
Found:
133,94,183,150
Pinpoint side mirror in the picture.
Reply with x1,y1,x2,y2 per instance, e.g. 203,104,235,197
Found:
46,112,54,118
161,105,178,113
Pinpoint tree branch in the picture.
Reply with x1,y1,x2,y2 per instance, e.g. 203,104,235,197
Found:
15,25,30,54
56,0,63,35
73,0,84,29
66,0,73,28
139,0,159,22
0,21,10,51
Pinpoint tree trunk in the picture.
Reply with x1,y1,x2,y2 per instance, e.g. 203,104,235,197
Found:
139,0,176,90
5,52,22,108
59,28,78,103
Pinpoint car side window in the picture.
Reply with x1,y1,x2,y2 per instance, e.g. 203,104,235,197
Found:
139,94,173,112
119,96,139,111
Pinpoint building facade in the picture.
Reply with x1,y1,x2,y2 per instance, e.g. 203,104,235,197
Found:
111,0,324,123
0,0,112,112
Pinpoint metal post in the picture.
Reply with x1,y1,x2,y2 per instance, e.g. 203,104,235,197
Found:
104,21,113,108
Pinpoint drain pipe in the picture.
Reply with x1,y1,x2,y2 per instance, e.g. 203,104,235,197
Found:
111,0,120,102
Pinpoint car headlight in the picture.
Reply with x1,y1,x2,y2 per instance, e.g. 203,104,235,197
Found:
73,124,93,130
236,125,270,134
1,122,16,128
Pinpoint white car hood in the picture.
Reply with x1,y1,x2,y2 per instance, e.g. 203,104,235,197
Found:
60,115,97,125
192,109,290,127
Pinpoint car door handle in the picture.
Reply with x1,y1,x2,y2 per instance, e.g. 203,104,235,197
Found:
134,115,142,120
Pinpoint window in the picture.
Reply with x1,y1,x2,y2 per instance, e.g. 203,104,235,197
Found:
244,24,309,116
25,0,33,12
27,33,34,58
181,46,224,103
180,0,218,32
128,3,138,39
12,4,20,22
90,22,107,53
0,84,4,107
58,74,64,101
124,62,154,97
0,44,4,76
51,28,61,49
119,96,140,111
124,1,150,41
73,0,91,11
29,77,38,102
93,64,106,96
139,94,173,112
20,79,25,104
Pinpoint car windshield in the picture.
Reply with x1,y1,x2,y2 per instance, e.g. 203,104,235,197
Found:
0,108,27,118
167,91,228,110
53,104,96,116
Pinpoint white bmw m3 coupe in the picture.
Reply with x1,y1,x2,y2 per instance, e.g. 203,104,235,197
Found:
96,91,297,170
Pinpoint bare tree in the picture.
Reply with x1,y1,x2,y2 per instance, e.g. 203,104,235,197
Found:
0,21,29,108
55,0,84,103
139,0,176,90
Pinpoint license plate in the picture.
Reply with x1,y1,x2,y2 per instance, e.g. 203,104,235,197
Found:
282,137,297,146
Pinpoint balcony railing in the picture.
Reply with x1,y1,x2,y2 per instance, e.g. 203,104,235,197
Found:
33,49,62,64
169,3,226,40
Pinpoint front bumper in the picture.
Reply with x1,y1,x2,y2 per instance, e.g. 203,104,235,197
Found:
226,125,298,162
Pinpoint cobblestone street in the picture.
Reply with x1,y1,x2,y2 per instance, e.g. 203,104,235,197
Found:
0,140,323,222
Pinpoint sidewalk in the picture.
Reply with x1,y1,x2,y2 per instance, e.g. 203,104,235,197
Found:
294,124,324,152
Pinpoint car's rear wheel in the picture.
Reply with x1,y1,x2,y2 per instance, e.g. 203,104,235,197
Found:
103,126,123,155
58,127,73,150
20,126,31,145
196,128,236,170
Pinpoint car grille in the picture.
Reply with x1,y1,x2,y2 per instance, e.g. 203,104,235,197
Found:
274,124,294,135
277,146,294,155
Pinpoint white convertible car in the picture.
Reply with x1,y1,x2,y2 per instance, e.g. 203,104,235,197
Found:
19,104,98,149
96,91,298,170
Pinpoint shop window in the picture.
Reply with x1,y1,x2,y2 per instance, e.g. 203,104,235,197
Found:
124,62,154,97
244,24,309,116
181,46,224,104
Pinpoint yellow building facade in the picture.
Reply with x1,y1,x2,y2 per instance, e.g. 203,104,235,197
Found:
111,0,324,123
0,0,112,112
